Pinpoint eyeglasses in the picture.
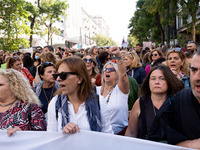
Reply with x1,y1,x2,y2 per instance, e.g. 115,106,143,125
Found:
188,41,195,44
52,72,79,80
151,54,158,57
126,52,134,58
103,68,115,72
167,48,182,52
83,58,93,63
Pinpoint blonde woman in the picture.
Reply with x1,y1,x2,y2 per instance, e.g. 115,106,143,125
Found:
124,52,146,86
0,69,46,136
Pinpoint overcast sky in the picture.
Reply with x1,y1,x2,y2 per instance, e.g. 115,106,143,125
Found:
81,0,137,45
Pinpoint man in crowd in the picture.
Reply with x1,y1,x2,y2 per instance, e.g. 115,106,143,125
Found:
148,51,200,149
135,43,142,57
187,41,197,53
42,45,54,53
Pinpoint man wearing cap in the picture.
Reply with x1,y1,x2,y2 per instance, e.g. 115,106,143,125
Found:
187,41,197,53
148,51,200,149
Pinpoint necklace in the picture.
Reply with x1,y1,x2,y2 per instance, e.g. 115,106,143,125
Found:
101,86,115,104
42,86,55,104
0,99,17,107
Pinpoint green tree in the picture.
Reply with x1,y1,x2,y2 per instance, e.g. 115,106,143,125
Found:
40,0,69,45
128,0,156,43
24,1,41,47
92,34,118,47
129,0,178,45
179,0,200,42
0,0,30,51
127,35,139,47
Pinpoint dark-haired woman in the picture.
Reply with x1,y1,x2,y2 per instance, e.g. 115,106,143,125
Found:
125,65,184,139
47,57,101,133
33,62,59,115
30,51,41,78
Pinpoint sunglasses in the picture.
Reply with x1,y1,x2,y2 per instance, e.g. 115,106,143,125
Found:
103,68,115,72
42,62,55,66
188,41,195,44
52,72,79,80
83,58,93,63
126,52,134,58
167,48,182,52
151,54,158,57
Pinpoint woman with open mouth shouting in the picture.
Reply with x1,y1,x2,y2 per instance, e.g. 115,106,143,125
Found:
47,57,101,134
166,48,190,88
96,46,130,134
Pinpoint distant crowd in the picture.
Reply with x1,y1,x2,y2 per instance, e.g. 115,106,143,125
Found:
0,41,199,149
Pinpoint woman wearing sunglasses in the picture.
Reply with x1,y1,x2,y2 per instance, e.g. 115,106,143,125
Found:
96,46,129,134
82,55,101,86
124,52,146,87
47,57,101,133
145,50,164,75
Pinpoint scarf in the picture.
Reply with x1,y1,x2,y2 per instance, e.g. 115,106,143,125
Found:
55,94,101,132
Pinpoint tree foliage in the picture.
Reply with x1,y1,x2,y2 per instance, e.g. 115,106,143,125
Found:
92,34,118,47
129,0,200,44
24,0,69,46
0,0,30,51
40,0,69,45
127,35,139,47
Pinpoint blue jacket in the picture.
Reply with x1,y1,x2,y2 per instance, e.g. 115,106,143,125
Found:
127,67,146,87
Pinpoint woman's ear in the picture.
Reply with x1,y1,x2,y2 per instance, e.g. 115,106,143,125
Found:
78,75,83,84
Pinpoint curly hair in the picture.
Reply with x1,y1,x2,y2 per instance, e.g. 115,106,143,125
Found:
0,69,41,106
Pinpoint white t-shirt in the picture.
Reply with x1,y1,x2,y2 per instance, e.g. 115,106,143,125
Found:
96,84,129,134
47,95,90,132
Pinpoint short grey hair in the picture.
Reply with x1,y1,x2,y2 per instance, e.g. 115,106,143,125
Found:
101,61,119,86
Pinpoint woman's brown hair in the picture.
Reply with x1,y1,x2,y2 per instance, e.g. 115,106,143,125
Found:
166,50,189,75
149,49,164,63
55,56,93,102
6,56,21,69
140,65,184,98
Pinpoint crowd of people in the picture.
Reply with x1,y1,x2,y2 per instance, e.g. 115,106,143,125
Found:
0,41,199,149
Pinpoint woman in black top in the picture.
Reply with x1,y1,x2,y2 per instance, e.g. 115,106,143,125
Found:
125,65,183,139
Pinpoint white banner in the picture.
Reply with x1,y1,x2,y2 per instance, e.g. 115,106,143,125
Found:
0,130,193,150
